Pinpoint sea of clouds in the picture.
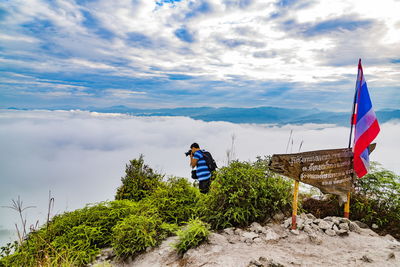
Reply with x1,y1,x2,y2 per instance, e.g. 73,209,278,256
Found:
0,109,398,246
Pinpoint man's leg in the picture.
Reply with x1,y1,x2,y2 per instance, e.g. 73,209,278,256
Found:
199,179,211,194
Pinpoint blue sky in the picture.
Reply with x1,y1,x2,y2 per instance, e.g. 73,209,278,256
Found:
1,0,399,111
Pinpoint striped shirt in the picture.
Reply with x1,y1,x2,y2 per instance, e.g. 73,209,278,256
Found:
193,150,211,181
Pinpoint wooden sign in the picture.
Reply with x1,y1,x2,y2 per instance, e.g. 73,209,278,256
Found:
269,148,354,198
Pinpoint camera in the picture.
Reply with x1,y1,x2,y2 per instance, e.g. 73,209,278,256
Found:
185,150,192,157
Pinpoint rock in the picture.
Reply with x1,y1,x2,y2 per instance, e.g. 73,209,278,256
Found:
361,255,373,263
290,229,300,235
223,227,235,236
353,220,369,229
325,229,336,237
309,233,323,245
264,229,281,241
332,224,339,232
242,231,259,243
335,229,349,236
311,223,320,232
318,220,332,230
349,222,361,233
338,222,349,231
300,213,308,220
331,217,340,226
384,234,396,242
248,259,263,267
303,225,314,235
372,223,379,229
324,216,333,222
339,217,351,224
208,233,227,245
234,228,244,236
283,218,292,228
250,222,267,234
388,252,396,260
306,213,316,220
304,218,314,226
253,237,263,244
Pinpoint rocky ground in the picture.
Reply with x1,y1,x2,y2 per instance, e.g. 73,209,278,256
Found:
91,214,400,267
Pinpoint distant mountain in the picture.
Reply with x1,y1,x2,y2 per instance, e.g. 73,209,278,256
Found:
6,106,400,126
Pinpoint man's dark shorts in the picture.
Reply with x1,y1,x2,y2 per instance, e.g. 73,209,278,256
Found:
199,179,211,194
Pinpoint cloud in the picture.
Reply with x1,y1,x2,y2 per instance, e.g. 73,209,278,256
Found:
0,110,398,241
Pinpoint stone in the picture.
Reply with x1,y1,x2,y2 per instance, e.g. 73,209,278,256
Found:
242,231,259,241
361,255,373,263
223,227,235,236
264,229,281,241
331,217,340,226
234,228,244,236
248,259,263,267
338,222,349,231
318,220,332,230
309,233,323,245
253,237,263,244
349,222,361,233
290,229,300,235
372,223,379,229
339,217,351,224
324,216,333,222
353,220,369,229
283,218,292,229
306,213,316,220
304,219,314,226
332,225,339,232
303,225,314,235
250,222,267,234
300,213,308,220
335,229,349,236
325,229,336,237
208,233,227,245
384,234,396,242
311,223,320,231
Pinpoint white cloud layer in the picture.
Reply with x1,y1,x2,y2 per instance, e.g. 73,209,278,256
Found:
0,109,398,244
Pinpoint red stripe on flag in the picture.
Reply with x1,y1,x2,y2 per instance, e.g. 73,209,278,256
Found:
354,120,380,155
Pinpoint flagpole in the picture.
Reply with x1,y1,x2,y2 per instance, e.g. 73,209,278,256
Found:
345,58,361,219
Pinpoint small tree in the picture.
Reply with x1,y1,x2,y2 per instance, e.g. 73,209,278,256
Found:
115,155,163,201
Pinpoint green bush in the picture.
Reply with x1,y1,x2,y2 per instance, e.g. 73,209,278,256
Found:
351,163,400,238
0,200,140,266
200,160,292,229
111,214,164,258
145,177,201,224
115,155,163,201
174,219,210,254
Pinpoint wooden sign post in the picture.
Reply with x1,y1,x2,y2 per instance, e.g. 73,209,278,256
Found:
291,180,300,229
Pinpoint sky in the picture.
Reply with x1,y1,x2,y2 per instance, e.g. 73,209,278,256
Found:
0,109,398,246
1,0,400,110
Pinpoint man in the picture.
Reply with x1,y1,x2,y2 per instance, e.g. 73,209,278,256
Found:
189,143,211,194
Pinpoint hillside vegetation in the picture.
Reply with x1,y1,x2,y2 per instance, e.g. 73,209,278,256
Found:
0,157,398,266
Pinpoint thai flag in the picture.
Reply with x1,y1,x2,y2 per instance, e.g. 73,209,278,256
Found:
352,59,380,178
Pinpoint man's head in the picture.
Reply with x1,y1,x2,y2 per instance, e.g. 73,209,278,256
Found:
190,142,200,153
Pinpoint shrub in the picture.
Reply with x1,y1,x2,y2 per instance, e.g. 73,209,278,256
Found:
145,177,201,224
174,219,210,254
0,200,140,266
352,163,400,238
111,214,164,258
115,155,163,201
200,160,292,229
